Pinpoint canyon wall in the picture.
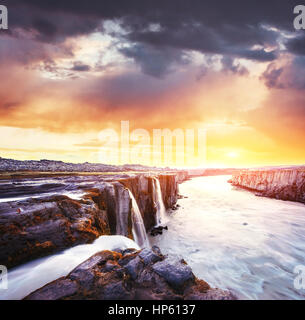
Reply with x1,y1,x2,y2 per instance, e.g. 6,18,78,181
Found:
231,169,305,203
0,173,182,268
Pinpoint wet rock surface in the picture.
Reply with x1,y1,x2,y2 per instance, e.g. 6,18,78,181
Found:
231,168,305,204
150,225,168,236
25,246,235,300
152,256,194,290
0,195,110,268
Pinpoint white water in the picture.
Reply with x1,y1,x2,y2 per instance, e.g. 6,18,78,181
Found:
0,235,139,300
150,175,305,300
128,190,150,248
0,191,86,203
153,178,168,226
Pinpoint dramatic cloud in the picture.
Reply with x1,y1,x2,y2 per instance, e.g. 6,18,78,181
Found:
285,33,305,56
261,55,305,89
119,44,190,78
71,61,91,72
2,0,300,67
221,56,249,76
0,0,304,166
0,0,300,77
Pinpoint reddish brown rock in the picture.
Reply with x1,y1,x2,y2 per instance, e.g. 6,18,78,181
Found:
0,195,110,268
25,246,236,301
231,168,305,203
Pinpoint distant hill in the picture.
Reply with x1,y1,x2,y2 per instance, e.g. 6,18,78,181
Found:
0,157,167,173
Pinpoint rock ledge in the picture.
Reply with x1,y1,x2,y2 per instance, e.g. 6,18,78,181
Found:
25,246,235,300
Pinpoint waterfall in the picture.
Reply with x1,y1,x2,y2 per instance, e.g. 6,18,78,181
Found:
114,184,130,237
153,178,167,226
128,190,149,248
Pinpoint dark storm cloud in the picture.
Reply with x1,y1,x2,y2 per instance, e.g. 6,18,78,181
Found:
261,64,285,89
7,0,299,30
71,61,91,72
125,20,279,63
285,34,305,56
4,0,301,67
221,56,249,76
0,1,100,44
235,48,277,62
119,44,190,77
261,56,305,90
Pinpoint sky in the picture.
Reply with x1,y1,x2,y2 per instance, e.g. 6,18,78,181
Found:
0,0,304,168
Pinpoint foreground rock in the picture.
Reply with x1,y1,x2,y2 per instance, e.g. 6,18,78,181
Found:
231,168,305,204
25,247,235,300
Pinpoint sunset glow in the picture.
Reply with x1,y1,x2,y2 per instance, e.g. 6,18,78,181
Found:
0,1,304,168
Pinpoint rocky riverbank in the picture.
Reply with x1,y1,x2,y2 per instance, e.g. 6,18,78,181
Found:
0,172,185,269
231,168,305,203
25,246,235,300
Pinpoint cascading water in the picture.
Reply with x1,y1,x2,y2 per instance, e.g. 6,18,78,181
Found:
128,190,150,248
0,235,139,300
153,178,167,226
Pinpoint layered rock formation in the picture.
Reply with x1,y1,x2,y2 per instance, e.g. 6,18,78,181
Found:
25,246,235,300
231,169,305,203
0,195,110,269
119,174,180,231
0,173,182,269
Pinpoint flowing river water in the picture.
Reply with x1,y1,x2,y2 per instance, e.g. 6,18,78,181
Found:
150,175,305,300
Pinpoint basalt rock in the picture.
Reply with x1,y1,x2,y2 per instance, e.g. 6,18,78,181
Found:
150,226,168,237
119,173,180,231
0,195,110,269
231,168,305,204
25,247,235,300
119,175,157,231
86,182,133,238
158,174,179,210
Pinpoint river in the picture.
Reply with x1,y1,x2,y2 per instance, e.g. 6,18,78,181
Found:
149,175,305,300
